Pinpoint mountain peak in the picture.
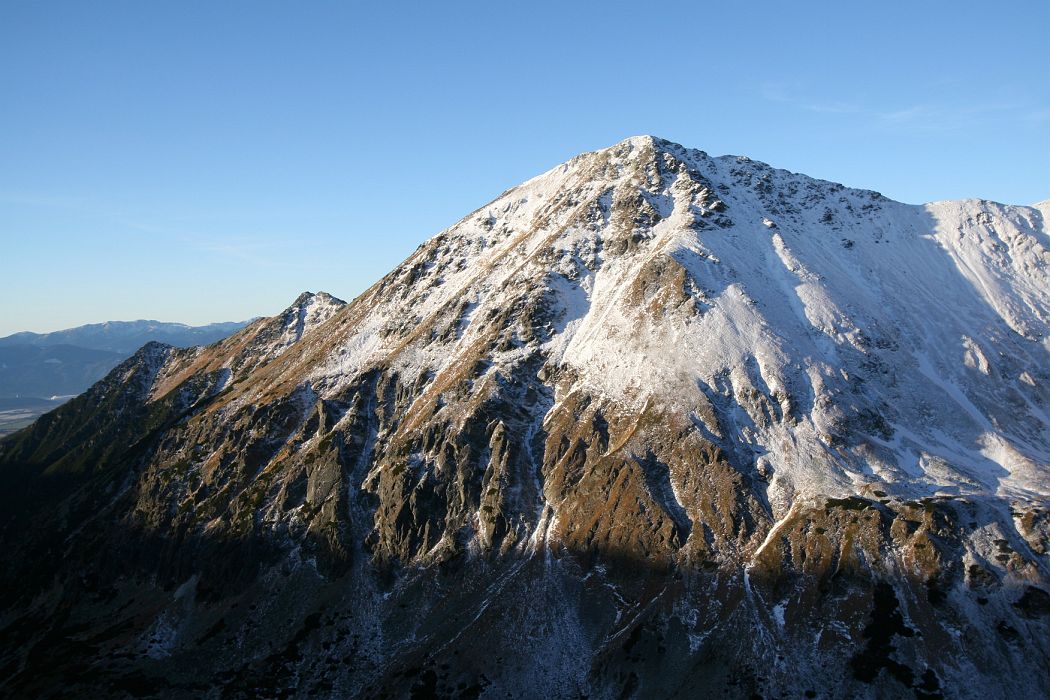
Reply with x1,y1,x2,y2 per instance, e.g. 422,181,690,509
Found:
612,133,666,150
3,138,1049,697
607,134,683,151
580,134,694,169
289,290,346,308
308,136,1049,505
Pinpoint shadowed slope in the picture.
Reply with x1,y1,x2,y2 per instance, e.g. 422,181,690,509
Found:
1,138,1048,698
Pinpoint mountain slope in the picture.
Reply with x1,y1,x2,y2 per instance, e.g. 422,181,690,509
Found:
0,318,255,436
0,138,1047,699
0,344,125,398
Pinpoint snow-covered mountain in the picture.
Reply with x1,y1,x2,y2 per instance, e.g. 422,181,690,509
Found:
1,137,1047,698
300,135,1050,507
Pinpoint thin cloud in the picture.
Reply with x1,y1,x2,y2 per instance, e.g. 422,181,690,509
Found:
0,191,98,211
0,190,313,269
758,82,1044,133
181,237,294,267
1025,108,1050,124
759,83,863,115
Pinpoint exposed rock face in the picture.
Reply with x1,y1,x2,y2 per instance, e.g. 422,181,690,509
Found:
1,139,1049,698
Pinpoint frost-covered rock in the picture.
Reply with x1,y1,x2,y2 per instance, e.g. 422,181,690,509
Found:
1,136,1048,698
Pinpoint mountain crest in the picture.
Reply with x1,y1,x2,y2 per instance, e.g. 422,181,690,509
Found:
1,138,1048,697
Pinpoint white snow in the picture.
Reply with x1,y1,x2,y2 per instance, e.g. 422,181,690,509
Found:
772,602,787,629
294,135,1049,507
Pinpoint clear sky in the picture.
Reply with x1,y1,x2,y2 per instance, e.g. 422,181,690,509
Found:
2,1,1047,335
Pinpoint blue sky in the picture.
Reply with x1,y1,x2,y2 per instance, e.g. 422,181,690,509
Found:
2,1,1047,335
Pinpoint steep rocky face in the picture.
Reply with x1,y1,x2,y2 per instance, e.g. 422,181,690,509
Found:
1,139,1048,698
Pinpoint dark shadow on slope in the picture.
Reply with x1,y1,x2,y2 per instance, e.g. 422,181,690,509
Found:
2,431,1048,699
1,309,1048,697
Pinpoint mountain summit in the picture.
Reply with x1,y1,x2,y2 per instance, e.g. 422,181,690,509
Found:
2,137,1048,698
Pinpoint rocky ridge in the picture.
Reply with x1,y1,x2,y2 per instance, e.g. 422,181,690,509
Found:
1,137,1048,698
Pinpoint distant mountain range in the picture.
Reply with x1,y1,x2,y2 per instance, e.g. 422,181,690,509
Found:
0,319,251,434
0,319,250,355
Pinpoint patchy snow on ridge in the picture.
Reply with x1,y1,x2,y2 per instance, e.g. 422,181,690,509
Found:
298,136,1049,509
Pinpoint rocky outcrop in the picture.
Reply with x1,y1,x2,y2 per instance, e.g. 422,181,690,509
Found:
0,137,1048,698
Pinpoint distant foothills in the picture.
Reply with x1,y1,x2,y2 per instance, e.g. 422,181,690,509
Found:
0,319,251,435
